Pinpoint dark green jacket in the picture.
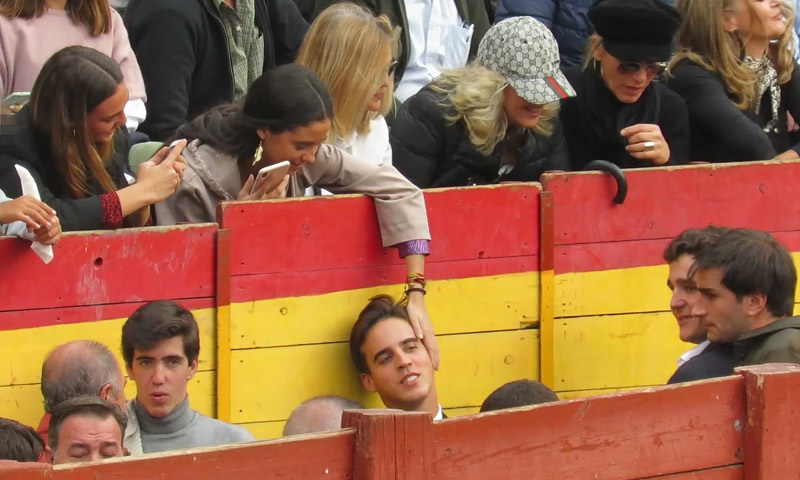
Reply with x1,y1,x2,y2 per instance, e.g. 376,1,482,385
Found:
297,0,490,85
734,316,800,367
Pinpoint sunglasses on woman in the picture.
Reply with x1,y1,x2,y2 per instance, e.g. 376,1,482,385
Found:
617,60,667,76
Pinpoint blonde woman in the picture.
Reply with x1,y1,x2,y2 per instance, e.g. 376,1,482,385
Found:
390,17,573,188
297,4,397,169
668,0,800,163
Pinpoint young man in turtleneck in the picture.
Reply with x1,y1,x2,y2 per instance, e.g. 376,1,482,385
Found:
121,301,254,454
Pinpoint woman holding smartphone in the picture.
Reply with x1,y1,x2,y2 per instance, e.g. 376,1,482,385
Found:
155,63,439,367
559,0,689,169
0,46,185,231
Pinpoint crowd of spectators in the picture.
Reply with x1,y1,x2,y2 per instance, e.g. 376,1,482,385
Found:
2,0,800,467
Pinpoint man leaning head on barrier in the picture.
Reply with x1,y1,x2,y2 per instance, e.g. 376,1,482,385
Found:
49,396,125,464
349,295,443,419
690,228,800,367
663,226,734,384
121,300,254,454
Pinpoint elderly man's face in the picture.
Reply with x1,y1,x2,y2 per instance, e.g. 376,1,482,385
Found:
53,414,123,464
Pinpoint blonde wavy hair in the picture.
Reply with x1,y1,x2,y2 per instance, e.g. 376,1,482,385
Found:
296,3,399,143
669,0,795,111
431,62,560,156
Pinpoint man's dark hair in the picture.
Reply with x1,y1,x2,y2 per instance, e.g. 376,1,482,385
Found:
692,228,797,318
663,225,730,263
121,300,200,367
0,418,44,462
349,295,410,375
479,379,559,412
49,396,127,453
41,340,120,413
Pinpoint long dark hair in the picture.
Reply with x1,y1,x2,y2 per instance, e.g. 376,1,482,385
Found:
30,46,123,198
175,64,334,165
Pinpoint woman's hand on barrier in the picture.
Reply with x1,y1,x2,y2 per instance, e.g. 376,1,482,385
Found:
621,124,670,166
136,146,183,202
0,195,57,232
34,215,61,245
238,173,289,201
407,292,440,370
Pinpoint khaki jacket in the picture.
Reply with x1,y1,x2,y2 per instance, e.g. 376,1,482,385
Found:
735,316,800,367
155,140,430,247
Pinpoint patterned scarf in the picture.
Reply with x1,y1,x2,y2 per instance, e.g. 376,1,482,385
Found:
743,56,780,133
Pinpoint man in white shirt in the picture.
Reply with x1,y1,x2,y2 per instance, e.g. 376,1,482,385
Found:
300,0,490,103
663,227,735,384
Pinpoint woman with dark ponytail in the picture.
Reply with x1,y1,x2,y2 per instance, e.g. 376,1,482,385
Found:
155,63,439,367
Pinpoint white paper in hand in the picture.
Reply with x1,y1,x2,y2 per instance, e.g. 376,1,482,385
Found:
14,164,54,264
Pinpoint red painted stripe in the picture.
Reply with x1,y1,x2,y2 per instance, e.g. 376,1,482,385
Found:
542,162,800,246
0,225,217,312
221,185,540,277
546,77,568,99
0,297,215,332
231,256,537,302
555,230,800,274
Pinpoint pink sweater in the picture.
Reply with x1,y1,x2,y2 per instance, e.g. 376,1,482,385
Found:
0,8,146,100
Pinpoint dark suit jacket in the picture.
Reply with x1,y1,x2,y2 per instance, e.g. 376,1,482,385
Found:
667,342,735,384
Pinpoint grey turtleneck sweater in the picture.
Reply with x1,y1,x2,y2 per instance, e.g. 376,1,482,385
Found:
128,396,254,454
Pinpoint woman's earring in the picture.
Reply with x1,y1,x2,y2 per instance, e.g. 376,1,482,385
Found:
252,143,263,166
593,59,603,76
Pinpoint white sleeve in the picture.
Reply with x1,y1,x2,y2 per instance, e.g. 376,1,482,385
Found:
125,98,148,133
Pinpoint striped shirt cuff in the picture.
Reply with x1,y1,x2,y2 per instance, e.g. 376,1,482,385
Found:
396,239,430,258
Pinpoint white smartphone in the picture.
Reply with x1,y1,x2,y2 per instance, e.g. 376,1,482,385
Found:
251,160,291,194
2,92,30,106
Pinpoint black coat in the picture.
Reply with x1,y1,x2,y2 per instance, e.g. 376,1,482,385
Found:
390,87,571,188
124,0,308,141
667,59,800,163
0,108,131,231
560,65,690,169
667,342,735,384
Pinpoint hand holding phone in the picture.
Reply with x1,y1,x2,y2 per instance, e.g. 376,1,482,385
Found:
238,160,291,201
251,160,291,195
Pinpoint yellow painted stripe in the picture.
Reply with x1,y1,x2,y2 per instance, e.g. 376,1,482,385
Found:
2,371,216,429
539,269,555,388
0,308,217,387
229,329,539,424
230,272,539,350
551,312,691,391
217,304,231,423
239,421,288,440
555,254,800,318
443,406,480,417
555,265,669,317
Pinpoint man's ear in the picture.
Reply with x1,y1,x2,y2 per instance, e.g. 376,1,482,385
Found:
744,292,768,317
125,364,134,380
360,373,376,393
187,358,199,380
99,382,113,401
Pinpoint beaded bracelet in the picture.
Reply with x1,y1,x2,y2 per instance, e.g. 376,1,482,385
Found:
405,287,427,296
407,273,427,289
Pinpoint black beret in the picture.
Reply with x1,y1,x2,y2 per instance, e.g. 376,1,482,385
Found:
589,0,682,62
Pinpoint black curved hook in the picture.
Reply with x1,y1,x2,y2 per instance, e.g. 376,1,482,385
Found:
582,160,628,205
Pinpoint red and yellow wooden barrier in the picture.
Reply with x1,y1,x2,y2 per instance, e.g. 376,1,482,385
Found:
3,160,800,439
3,363,799,480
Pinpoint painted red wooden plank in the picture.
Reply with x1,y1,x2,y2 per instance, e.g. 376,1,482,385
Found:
0,460,51,480
230,256,537,302
541,162,800,246
221,184,540,277
432,377,745,480
343,410,432,480
553,230,800,274
53,432,355,480
0,297,214,332
0,225,217,312
737,363,800,480
639,465,743,480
